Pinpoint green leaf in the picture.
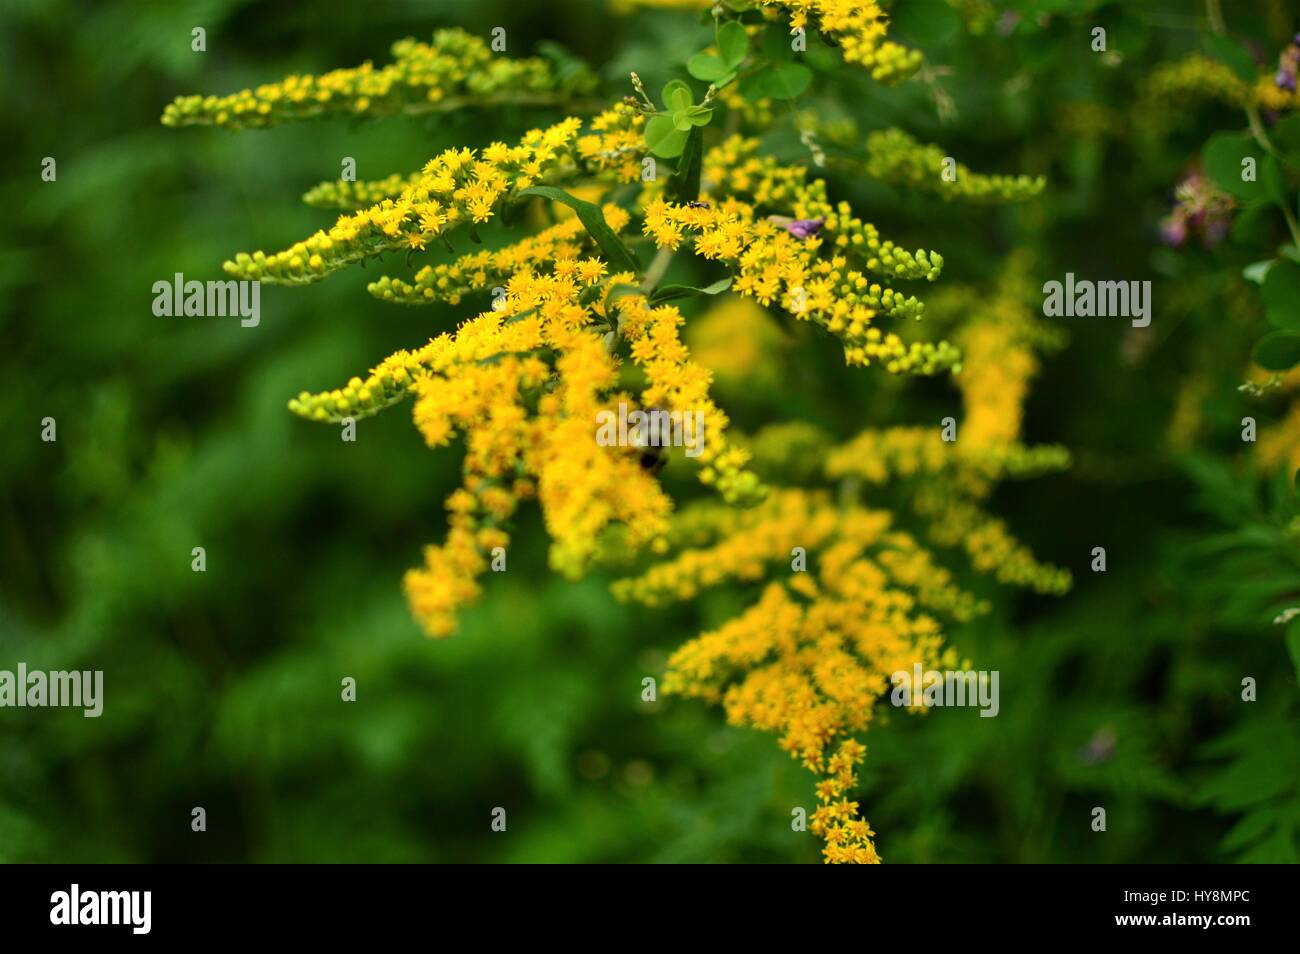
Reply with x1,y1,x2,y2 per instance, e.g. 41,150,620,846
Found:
1262,155,1290,209
648,277,733,304
1231,201,1273,246
740,61,812,100
760,23,795,62
684,105,713,127
1262,259,1300,330
517,186,642,276
667,124,704,205
662,80,692,111
688,53,733,83
717,21,750,69
1205,33,1257,83
1251,330,1300,371
672,111,694,131
1203,132,1264,201
644,114,689,158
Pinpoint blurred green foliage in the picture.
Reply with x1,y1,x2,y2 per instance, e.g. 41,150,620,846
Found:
1,0,1296,862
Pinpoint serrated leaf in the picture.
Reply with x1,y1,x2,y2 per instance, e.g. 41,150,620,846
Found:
517,186,642,276
717,21,750,69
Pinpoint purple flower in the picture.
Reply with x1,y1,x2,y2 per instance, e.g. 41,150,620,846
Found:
1159,212,1187,248
1161,166,1235,249
784,217,824,240
1275,42,1300,90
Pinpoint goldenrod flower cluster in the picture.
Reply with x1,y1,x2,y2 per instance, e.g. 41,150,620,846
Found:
1137,54,1300,128
307,271,690,633
758,0,922,84
1255,73,1300,112
706,136,946,293
824,257,1070,592
223,117,592,284
303,173,420,211
617,294,765,504
618,488,975,862
863,128,1046,204
367,205,631,306
644,197,957,372
916,488,1070,594
641,139,960,375
575,103,647,183
167,13,1061,862
289,248,768,629
162,29,596,130
1138,55,1251,113
825,427,1067,490
814,738,879,863
607,251,1069,861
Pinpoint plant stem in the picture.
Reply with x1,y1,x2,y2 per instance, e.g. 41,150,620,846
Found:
1206,0,1225,32
640,246,675,292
